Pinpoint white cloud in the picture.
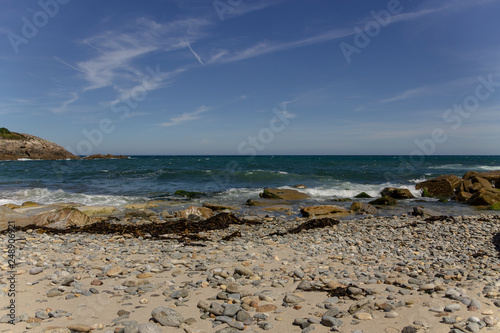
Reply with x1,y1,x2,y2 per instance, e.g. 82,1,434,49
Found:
209,28,354,64
160,105,210,127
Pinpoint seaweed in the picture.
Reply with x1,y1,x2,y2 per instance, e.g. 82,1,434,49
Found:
19,213,261,243
270,218,339,236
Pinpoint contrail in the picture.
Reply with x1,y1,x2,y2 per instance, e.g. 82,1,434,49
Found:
186,41,204,66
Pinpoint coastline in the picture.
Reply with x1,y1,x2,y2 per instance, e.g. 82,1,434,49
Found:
1,212,499,332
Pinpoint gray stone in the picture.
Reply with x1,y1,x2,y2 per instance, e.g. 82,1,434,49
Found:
151,306,184,327
223,304,241,317
29,267,44,275
442,317,456,324
235,310,251,322
138,323,162,333
320,316,343,328
258,322,273,330
283,294,305,304
35,310,49,319
466,322,480,333
123,322,139,333
445,303,461,312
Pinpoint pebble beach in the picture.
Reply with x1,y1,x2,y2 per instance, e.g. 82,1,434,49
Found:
2,209,500,333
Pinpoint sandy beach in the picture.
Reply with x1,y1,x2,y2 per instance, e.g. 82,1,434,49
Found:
1,207,499,333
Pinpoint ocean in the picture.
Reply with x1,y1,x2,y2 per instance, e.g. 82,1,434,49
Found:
1,155,500,215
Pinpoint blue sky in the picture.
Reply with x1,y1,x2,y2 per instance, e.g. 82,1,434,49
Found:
1,0,499,155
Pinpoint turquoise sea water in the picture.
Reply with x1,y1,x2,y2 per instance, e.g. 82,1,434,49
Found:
1,155,499,214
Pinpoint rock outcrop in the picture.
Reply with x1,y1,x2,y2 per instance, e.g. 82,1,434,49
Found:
416,175,462,198
417,170,500,207
83,154,128,160
0,127,79,160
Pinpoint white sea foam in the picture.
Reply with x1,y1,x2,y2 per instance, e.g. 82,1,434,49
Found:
297,183,421,199
0,188,144,207
475,165,500,171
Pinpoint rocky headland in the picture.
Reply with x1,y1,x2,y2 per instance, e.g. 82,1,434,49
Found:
0,128,79,161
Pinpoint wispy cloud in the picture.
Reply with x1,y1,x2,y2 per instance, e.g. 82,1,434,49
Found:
160,105,210,127
209,28,353,64
50,17,210,111
49,92,79,113
380,87,430,103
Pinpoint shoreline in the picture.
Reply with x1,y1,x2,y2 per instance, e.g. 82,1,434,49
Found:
1,211,500,332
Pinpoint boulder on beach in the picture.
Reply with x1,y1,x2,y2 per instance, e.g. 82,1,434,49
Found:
31,208,94,229
466,188,500,206
350,202,377,215
0,127,79,160
354,192,372,198
411,206,442,218
416,175,462,198
300,205,351,218
380,187,415,199
1,204,95,230
76,205,118,217
259,188,310,200
176,205,213,219
369,196,398,206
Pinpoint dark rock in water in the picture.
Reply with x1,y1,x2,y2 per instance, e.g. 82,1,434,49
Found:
246,198,292,206
416,175,462,198
369,196,398,206
467,188,500,206
292,184,307,189
174,190,205,199
380,187,415,199
0,127,79,160
350,202,377,214
83,154,128,159
354,192,372,198
259,188,310,200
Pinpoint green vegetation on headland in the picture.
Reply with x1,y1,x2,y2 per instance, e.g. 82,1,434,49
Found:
0,127,24,140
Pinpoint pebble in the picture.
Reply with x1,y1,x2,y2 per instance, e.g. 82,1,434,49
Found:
151,307,184,327
29,267,44,275
1,212,499,333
